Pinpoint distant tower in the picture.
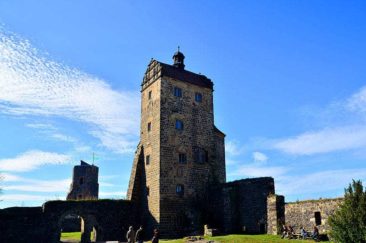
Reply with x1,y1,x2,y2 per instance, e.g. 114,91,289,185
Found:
127,49,226,237
67,160,99,200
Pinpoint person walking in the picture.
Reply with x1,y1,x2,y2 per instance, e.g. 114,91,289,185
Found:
126,226,136,243
135,226,144,243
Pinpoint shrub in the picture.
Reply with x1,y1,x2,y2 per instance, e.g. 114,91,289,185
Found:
329,180,366,243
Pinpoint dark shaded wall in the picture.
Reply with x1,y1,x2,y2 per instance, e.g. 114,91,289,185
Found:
208,177,275,234
0,199,138,243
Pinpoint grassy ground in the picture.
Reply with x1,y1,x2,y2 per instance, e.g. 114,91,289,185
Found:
61,233,324,243
162,234,322,243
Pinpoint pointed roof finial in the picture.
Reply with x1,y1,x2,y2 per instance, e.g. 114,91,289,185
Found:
173,47,185,69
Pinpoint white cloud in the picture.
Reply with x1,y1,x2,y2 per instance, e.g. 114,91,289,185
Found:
225,140,245,156
3,178,70,193
276,169,366,199
252,151,268,162
0,29,140,154
229,164,288,178
0,194,47,201
273,125,366,155
0,150,70,172
99,191,126,198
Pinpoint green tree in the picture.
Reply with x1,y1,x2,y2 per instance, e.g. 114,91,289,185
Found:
329,180,366,243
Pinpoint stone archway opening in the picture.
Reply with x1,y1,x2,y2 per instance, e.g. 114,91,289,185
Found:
59,213,84,242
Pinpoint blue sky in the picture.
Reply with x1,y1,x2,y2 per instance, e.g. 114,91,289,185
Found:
0,0,366,208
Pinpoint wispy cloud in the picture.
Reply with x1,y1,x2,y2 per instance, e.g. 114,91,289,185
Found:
253,151,268,162
0,150,70,172
273,86,366,156
0,28,140,153
225,140,245,156
0,194,48,201
99,191,126,198
3,178,70,193
273,125,366,155
276,169,366,199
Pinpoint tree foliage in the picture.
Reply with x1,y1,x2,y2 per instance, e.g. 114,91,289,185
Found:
329,180,366,243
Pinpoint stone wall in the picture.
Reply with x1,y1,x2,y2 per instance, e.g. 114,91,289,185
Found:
67,160,99,200
0,199,138,243
267,194,285,235
285,198,343,234
208,177,275,234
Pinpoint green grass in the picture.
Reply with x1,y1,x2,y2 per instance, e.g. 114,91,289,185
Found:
161,234,323,243
60,232,81,241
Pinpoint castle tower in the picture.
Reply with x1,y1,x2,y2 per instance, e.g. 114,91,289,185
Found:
127,50,226,237
67,160,99,200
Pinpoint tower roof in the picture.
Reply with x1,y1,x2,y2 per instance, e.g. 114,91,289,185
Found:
142,59,213,90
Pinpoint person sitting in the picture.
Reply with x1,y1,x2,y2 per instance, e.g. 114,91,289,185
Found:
281,224,288,239
287,225,294,239
300,226,308,239
312,225,319,241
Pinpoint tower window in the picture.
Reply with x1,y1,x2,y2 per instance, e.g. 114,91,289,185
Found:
147,122,151,132
175,120,184,130
146,186,150,196
315,211,321,225
178,153,187,163
174,87,182,97
176,184,184,196
79,177,84,185
148,90,152,100
194,147,208,163
195,92,202,102
146,155,150,165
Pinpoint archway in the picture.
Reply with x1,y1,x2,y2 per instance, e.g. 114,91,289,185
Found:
59,213,83,242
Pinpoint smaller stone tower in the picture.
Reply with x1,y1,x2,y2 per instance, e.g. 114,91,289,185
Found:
67,160,99,200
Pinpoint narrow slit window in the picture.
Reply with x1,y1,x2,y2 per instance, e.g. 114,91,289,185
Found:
147,122,151,132
148,90,152,100
146,155,150,165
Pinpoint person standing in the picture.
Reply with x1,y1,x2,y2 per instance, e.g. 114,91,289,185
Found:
126,226,136,243
135,226,144,243
151,228,159,243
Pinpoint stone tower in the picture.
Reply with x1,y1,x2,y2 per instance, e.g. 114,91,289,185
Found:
127,50,226,237
67,160,99,200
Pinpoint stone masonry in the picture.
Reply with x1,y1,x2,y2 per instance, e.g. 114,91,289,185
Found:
67,160,99,200
127,50,226,237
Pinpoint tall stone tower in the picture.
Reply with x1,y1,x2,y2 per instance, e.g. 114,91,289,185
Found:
127,50,226,237
67,160,99,200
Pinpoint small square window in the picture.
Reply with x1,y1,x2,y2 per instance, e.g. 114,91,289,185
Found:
176,184,184,196
175,120,184,130
174,87,182,97
195,92,202,102
178,153,187,163
148,90,152,100
146,155,150,165
147,122,151,132
193,147,208,163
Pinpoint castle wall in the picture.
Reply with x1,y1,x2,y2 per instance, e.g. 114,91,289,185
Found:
0,200,138,243
284,198,343,234
267,194,285,235
67,161,99,200
209,177,275,234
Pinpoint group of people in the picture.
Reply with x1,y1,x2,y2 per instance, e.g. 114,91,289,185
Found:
126,226,159,243
281,224,319,240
